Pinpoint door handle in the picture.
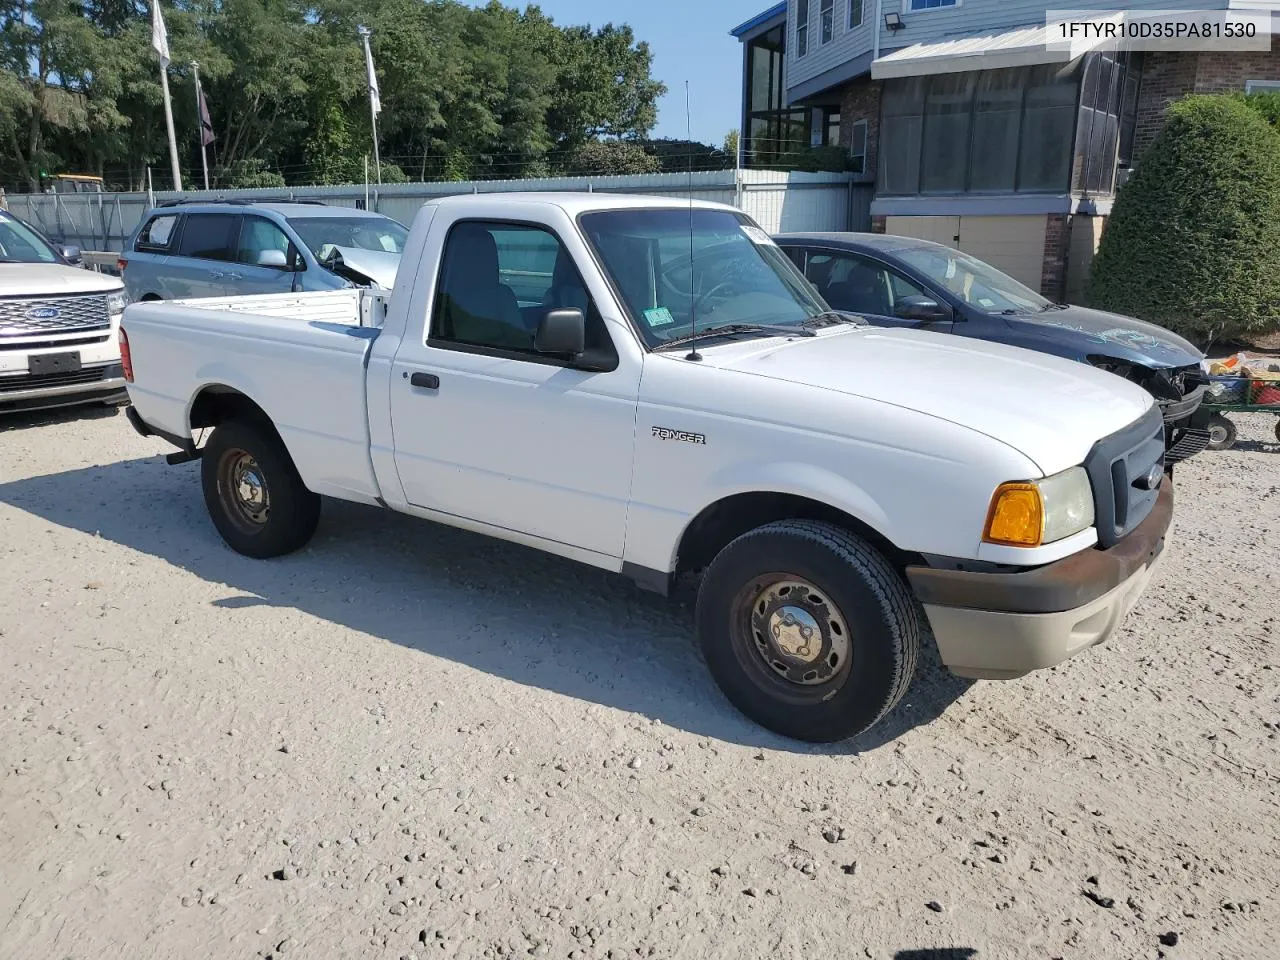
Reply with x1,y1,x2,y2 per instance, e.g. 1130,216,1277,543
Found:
410,372,440,390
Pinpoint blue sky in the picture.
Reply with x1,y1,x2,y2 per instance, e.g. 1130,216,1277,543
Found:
467,0,773,145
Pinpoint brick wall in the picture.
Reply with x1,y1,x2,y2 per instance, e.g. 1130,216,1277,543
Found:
1041,214,1070,301
1134,49,1280,158
838,78,881,179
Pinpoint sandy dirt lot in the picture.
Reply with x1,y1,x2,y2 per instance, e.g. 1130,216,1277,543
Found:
1,406,1277,960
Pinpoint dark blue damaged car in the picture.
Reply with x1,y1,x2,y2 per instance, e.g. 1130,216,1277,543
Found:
774,232,1209,464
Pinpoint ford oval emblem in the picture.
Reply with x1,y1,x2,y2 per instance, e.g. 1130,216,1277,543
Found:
24,306,60,320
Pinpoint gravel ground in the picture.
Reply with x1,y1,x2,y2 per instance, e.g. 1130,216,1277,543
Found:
1,405,1277,960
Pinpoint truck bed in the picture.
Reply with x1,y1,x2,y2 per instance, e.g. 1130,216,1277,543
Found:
164,289,389,327
121,290,386,505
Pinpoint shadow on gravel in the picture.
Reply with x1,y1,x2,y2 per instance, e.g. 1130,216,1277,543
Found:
0,402,122,433
895,951,978,959
0,453,973,753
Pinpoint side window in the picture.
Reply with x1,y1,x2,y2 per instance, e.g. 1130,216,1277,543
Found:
136,214,178,250
808,252,927,317
176,214,240,262
237,216,295,268
431,220,615,361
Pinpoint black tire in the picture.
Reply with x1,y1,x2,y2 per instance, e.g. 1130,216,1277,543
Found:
1274,419,1280,444
200,418,320,558
1206,413,1237,452
695,519,919,743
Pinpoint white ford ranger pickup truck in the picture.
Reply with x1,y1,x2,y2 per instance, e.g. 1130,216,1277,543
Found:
118,193,1172,743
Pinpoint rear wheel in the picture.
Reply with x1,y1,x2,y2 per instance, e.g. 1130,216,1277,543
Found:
1206,413,1237,452
695,520,919,743
200,419,320,558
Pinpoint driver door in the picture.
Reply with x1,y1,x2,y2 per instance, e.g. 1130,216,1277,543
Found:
797,249,954,332
388,217,640,561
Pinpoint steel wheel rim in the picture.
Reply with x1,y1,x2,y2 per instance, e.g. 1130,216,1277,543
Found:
218,448,270,532
733,574,851,690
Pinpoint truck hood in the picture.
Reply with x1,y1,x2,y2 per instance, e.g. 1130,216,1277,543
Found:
1004,304,1202,369
323,247,400,290
700,327,1154,476
0,262,123,296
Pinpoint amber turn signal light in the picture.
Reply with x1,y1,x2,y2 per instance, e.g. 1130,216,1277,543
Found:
983,482,1044,547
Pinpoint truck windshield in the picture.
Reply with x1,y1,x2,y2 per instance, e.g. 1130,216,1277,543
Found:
579,208,828,347
892,244,1051,314
0,216,58,264
286,216,409,262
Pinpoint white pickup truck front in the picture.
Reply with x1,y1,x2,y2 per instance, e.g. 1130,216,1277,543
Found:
119,192,1173,743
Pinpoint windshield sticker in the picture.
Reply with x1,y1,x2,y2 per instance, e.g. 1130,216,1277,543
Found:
740,225,775,246
643,306,676,327
977,297,996,308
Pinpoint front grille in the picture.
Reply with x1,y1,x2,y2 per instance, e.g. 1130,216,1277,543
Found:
0,366,112,394
1083,405,1166,548
0,294,110,337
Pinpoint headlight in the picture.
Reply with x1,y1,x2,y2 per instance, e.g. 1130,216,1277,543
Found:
107,290,129,315
983,466,1095,547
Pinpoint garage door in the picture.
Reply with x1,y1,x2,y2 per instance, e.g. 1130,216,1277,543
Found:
884,215,1047,293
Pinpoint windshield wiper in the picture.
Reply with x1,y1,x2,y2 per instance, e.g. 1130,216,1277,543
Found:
1039,302,1070,312
802,310,865,328
655,322,816,351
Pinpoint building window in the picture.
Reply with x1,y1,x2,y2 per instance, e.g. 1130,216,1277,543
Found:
849,0,863,28
1074,51,1143,195
848,119,868,174
796,1,809,58
910,0,959,10
820,0,835,44
745,24,810,167
1245,79,1280,94
879,62,1081,197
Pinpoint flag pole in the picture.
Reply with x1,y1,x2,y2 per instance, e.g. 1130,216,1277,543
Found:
152,2,182,192
191,60,210,191
160,63,182,192
358,25,382,185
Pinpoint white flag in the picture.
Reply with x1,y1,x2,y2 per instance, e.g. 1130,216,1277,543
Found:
151,1,171,67
362,31,381,115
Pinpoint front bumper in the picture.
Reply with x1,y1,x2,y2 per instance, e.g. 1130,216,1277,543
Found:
906,482,1173,680
0,363,127,413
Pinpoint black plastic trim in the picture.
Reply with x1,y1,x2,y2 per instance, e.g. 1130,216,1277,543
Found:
622,562,672,597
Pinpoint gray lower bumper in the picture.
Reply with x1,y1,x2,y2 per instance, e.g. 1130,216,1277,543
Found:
0,367,127,411
922,549,1165,680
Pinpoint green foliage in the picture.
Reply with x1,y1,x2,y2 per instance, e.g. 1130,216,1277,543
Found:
1087,94,1280,344
775,144,856,173
639,138,732,173
0,0,667,190
224,158,286,189
554,140,660,177
1239,90,1280,131
723,130,739,162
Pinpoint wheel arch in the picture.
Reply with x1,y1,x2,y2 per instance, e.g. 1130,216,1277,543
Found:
673,490,920,583
187,384,293,457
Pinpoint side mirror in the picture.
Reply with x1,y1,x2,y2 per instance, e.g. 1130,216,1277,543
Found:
257,248,289,269
895,294,950,323
535,307,586,356
60,244,82,265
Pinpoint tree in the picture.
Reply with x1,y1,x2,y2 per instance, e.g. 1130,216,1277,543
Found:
555,140,659,176
639,138,730,173
1087,95,1280,345
723,129,739,163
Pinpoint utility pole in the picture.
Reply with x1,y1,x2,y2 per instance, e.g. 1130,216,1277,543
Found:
358,25,382,185
192,60,210,191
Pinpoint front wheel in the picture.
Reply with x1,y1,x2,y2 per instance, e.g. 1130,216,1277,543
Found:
1206,413,1237,452
200,419,320,558
695,520,920,743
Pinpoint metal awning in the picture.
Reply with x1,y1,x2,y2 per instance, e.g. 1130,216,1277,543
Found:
871,22,1092,80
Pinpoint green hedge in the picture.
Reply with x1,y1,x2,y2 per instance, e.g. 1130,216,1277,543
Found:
1087,94,1280,344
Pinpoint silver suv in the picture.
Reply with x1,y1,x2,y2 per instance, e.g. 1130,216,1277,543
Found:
120,199,409,301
